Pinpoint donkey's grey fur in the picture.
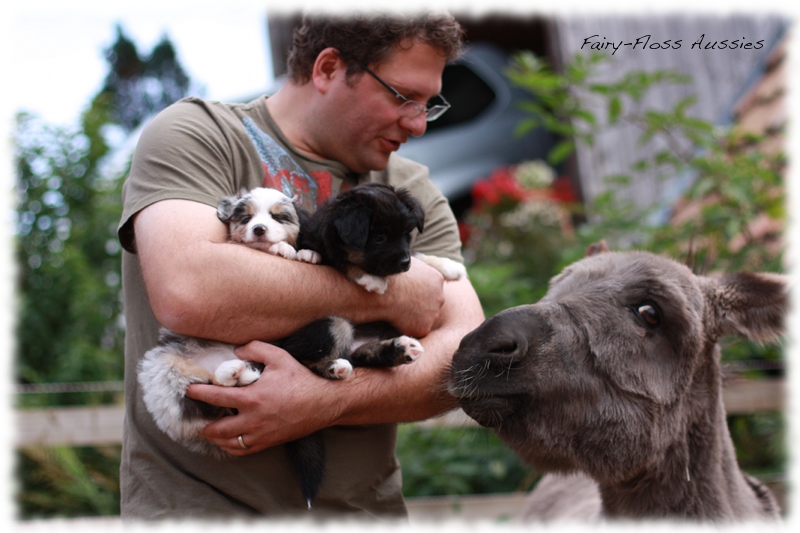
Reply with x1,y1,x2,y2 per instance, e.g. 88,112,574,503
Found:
449,245,786,522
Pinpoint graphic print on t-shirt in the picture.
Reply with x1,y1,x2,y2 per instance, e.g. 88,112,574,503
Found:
243,118,333,212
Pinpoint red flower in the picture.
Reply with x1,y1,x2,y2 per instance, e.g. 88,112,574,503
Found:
550,176,577,204
471,166,528,211
457,220,472,245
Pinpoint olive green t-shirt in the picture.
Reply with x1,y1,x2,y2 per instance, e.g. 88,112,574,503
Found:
117,96,463,520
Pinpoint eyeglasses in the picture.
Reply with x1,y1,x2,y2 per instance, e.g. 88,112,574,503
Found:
359,64,451,122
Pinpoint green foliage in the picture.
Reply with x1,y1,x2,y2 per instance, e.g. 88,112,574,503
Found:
460,161,579,316
14,25,191,518
453,52,786,499
729,412,787,476
507,51,691,165
16,446,121,518
14,112,125,408
99,25,190,133
466,263,542,319
459,50,786,492
507,50,785,278
397,425,535,497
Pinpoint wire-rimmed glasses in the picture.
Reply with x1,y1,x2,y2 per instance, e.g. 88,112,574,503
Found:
359,63,451,122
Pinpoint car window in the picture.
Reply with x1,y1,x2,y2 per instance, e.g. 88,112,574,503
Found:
426,63,497,133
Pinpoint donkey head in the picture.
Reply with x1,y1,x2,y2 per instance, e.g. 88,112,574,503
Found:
449,246,787,483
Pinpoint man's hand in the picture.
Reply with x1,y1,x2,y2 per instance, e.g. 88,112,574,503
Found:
379,256,446,338
186,275,484,455
186,341,341,456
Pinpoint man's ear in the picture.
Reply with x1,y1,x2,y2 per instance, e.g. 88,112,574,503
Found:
312,47,345,94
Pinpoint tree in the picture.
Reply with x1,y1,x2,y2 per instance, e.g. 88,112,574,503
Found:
15,25,191,518
97,25,190,134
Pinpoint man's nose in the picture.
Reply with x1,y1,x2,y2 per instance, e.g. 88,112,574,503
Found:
399,113,428,138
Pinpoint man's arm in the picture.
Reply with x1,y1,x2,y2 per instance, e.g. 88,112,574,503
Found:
134,198,447,341
186,275,485,455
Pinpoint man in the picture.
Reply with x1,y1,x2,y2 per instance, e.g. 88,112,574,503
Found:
118,11,484,519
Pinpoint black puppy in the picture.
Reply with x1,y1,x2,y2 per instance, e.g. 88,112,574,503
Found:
297,182,425,294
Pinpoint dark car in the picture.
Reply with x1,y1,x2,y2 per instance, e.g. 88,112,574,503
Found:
396,43,554,214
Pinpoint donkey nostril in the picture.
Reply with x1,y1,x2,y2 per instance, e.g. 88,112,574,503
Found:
488,340,519,357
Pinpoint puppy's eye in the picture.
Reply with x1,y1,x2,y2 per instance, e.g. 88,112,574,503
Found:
630,302,662,328
273,213,294,224
239,215,252,224
372,234,387,245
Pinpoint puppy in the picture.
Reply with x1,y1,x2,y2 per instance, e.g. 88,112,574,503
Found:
137,184,465,509
138,189,301,455
297,182,466,293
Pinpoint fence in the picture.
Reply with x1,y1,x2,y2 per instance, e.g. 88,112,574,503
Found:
13,375,786,521
14,376,785,447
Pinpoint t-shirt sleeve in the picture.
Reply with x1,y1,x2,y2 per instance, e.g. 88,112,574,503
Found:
117,98,242,253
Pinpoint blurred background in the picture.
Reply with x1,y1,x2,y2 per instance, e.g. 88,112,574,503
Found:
4,0,795,525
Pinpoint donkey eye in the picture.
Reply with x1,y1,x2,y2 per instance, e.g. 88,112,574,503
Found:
632,303,662,327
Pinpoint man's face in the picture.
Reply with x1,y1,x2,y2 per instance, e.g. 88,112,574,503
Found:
316,42,447,173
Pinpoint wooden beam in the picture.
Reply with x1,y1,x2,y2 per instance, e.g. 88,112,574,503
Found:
16,405,125,447
722,377,785,415
14,378,785,447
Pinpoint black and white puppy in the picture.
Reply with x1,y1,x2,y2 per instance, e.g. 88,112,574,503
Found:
138,187,308,458
138,183,465,508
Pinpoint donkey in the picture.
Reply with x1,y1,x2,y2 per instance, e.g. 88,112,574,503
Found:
449,243,787,521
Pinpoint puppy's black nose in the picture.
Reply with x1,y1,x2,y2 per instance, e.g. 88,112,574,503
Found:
399,255,411,271
252,225,266,237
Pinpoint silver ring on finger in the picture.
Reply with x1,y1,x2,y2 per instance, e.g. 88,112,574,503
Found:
238,434,249,450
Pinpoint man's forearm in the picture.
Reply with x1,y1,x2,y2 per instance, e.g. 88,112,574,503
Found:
329,277,485,426
188,277,485,451
135,199,446,343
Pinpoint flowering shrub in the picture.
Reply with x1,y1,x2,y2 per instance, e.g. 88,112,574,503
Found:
461,160,577,316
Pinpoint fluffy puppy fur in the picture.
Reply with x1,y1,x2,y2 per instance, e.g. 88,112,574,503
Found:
138,184,465,509
138,188,309,457
216,186,314,261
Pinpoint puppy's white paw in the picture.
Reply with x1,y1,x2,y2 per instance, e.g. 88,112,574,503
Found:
397,336,424,363
326,359,353,380
237,364,262,385
269,241,297,260
297,249,322,264
355,274,388,294
214,360,261,386
438,259,467,281
415,253,467,281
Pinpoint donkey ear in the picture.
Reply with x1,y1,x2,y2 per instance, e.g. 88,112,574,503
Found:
703,272,789,342
333,205,371,250
585,240,609,257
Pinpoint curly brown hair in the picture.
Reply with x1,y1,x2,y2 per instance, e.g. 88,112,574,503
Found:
286,11,465,85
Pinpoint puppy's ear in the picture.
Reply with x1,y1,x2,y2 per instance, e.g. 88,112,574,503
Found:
397,188,425,233
333,206,371,250
217,194,238,223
